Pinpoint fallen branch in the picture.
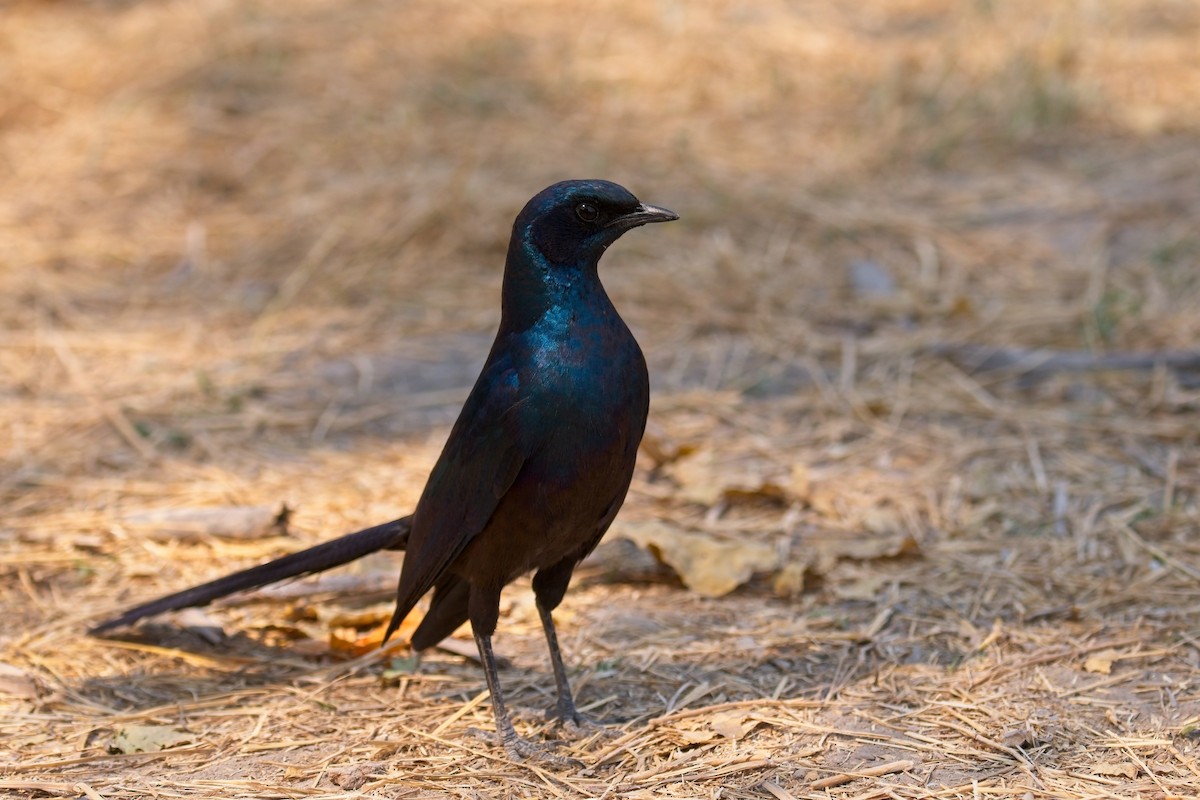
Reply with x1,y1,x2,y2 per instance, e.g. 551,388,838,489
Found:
926,344,1200,385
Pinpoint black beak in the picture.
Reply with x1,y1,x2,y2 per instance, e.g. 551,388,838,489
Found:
607,203,680,233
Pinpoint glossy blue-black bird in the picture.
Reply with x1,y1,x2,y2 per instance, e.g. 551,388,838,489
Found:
93,180,678,763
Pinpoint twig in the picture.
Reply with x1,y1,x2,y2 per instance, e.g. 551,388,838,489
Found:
1114,519,1200,582
761,780,800,800
811,759,916,789
75,784,108,800
927,344,1200,383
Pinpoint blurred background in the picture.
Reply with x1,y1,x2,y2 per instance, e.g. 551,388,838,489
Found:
2,0,1200,794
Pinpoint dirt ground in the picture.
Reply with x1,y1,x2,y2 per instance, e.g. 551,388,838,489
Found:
2,0,1200,797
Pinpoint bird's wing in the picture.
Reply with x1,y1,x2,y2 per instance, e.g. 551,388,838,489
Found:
384,346,534,640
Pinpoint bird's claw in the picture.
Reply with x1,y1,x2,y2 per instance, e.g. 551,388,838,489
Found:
504,734,583,768
467,727,583,769
545,706,617,742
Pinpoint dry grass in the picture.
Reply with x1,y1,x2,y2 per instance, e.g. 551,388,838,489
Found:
3,0,1200,797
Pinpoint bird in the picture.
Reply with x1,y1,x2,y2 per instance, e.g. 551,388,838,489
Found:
93,179,678,764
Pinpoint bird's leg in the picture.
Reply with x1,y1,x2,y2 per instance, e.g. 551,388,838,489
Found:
473,630,521,751
531,561,613,738
473,629,581,767
536,600,581,724
536,600,612,739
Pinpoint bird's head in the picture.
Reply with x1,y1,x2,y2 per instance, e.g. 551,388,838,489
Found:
514,179,678,268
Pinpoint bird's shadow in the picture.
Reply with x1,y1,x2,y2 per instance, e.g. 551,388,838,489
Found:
75,587,920,730
78,625,338,711
79,617,528,716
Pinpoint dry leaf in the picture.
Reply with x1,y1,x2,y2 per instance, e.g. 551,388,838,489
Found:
836,532,920,561
808,531,920,572
330,626,378,657
668,449,726,506
330,614,416,657
710,711,757,740
668,450,787,507
832,572,892,601
318,605,393,629
1000,717,1049,748
723,482,789,505
618,521,780,597
1093,762,1138,779
0,663,39,698
803,466,927,537
582,537,671,582
772,558,810,597
1084,649,1120,675
678,728,718,744
111,724,193,753
640,430,697,467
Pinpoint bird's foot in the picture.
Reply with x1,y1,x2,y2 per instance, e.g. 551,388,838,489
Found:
545,705,617,742
467,728,583,769
504,733,584,768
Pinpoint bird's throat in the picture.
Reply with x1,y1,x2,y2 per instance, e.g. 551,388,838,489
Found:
500,243,605,335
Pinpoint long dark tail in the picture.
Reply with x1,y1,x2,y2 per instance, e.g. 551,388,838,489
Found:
90,515,413,634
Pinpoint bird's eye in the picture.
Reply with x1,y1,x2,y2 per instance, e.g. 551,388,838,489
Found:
575,202,599,222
